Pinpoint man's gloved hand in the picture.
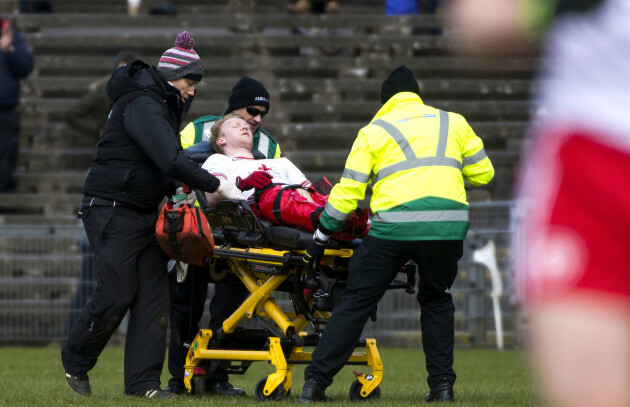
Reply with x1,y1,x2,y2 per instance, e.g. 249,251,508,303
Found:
235,171,273,191
303,239,326,273
175,186,197,205
303,229,330,273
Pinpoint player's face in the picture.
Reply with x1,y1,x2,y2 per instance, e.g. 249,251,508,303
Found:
219,117,254,150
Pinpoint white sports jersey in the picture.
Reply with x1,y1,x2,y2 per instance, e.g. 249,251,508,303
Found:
538,0,630,151
201,155,309,200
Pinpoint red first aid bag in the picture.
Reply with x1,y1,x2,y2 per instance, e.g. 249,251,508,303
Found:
155,202,214,266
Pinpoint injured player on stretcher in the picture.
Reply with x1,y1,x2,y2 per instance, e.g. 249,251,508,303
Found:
202,113,368,241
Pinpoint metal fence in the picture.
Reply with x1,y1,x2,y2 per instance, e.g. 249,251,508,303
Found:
0,201,516,348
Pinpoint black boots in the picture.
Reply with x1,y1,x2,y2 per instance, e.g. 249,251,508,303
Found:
65,372,91,396
424,377,455,402
298,379,332,403
207,381,246,397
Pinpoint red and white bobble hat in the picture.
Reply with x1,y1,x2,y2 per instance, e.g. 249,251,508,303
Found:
157,31,203,82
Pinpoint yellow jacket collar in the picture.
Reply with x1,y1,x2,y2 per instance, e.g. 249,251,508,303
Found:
371,92,424,123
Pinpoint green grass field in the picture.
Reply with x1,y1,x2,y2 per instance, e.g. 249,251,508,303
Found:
0,346,541,406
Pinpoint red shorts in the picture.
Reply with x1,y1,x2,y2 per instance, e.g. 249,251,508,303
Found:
519,132,630,303
253,185,368,241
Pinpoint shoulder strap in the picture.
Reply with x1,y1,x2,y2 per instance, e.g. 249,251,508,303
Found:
271,184,302,224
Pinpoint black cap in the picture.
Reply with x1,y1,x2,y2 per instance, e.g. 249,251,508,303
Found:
227,77,270,113
380,65,420,104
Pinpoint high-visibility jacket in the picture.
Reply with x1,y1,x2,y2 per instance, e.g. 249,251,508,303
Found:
320,92,494,241
180,113,281,158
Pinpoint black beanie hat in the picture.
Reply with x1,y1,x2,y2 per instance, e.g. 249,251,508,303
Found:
227,77,270,113
380,65,420,104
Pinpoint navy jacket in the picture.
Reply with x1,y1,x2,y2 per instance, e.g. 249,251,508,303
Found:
0,27,34,108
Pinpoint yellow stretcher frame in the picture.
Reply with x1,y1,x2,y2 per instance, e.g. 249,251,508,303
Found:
182,244,384,401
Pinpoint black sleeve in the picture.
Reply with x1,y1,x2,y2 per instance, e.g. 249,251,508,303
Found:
123,96,220,192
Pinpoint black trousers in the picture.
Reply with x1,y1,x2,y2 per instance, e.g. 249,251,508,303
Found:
61,204,169,395
167,264,248,386
0,109,19,191
66,234,96,333
304,236,462,390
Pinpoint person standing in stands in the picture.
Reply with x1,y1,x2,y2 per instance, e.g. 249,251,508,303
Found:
61,31,237,399
299,66,494,403
0,16,34,193
64,50,139,140
166,77,279,396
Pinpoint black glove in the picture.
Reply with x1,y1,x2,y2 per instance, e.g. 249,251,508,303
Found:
303,237,327,274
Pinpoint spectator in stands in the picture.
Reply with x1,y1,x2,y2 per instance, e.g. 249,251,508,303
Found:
451,1,630,406
60,31,236,399
0,16,34,193
128,0,141,15
18,0,54,13
287,0,352,58
385,0,418,15
64,50,139,140
385,1,444,36
165,77,279,397
288,0,340,14
385,0,443,15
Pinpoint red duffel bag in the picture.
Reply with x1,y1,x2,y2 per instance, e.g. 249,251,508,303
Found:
155,202,214,266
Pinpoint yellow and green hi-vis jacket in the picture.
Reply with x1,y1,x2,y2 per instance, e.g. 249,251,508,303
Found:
320,92,494,241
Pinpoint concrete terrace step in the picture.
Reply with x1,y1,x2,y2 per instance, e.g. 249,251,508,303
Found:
0,193,83,216
0,225,84,251
270,121,529,150
17,2,388,15
16,148,93,171
17,122,95,151
23,76,537,100
18,116,528,147
0,257,82,279
17,121,524,156
27,31,447,56
0,214,79,226
23,97,534,122
16,13,444,31
32,55,539,79
12,171,86,194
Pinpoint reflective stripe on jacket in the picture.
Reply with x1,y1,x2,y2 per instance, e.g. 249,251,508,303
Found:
180,114,281,158
320,92,494,241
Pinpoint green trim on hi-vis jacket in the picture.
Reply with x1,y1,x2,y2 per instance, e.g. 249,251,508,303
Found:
368,196,470,240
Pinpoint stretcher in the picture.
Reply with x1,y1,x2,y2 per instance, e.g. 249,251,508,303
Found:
180,198,417,402
180,144,416,401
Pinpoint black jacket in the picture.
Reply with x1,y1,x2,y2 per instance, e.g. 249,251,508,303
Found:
82,60,219,209
0,27,34,108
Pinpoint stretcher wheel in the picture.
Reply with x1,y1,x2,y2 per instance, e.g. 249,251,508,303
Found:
190,375,205,396
349,379,381,402
255,376,287,402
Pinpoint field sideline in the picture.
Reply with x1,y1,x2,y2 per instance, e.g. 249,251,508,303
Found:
0,346,540,406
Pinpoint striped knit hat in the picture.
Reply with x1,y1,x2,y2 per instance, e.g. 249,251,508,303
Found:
157,31,203,82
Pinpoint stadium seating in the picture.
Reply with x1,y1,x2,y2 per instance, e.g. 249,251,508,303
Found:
0,0,532,346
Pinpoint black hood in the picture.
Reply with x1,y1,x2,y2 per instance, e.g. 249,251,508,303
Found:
106,59,170,102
